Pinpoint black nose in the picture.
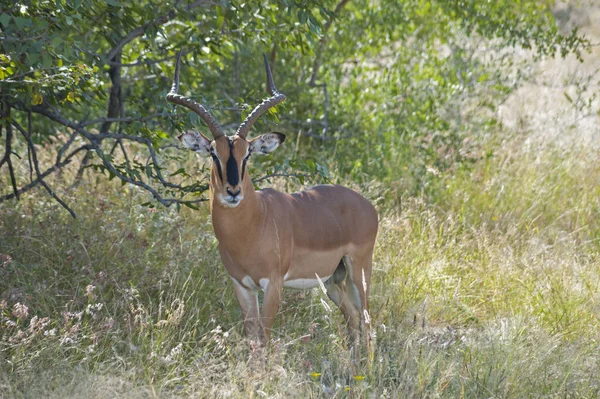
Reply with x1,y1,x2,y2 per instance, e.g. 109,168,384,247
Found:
226,188,240,198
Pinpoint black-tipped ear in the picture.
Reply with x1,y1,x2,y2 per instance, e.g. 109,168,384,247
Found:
275,132,285,144
179,131,212,155
249,132,285,155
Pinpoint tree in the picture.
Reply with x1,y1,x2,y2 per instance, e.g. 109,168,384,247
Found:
0,0,588,216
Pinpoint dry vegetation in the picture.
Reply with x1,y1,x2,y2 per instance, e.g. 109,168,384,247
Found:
1,3,600,398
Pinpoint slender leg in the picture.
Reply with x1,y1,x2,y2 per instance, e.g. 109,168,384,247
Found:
326,281,361,345
260,279,283,345
231,278,261,341
347,254,373,358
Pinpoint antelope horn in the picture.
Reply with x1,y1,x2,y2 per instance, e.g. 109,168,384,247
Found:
235,53,286,139
166,51,225,140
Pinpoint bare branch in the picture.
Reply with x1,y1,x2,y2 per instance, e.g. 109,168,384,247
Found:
20,104,208,206
11,117,77,218
0,104,20,200
56,131,80,164
0,145,91,202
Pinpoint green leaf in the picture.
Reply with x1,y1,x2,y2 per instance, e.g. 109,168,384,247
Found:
216,6,225,29
106,0,121,6
0,13,11,28
42,53,52,68
13,17,32,29
297,9,307,24
182,202,200,210
51,36,63,49
170,168,187,177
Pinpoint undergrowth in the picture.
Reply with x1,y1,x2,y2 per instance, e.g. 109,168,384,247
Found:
1,131,599,397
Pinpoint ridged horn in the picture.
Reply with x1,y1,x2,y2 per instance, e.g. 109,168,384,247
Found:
166,51,225,140
235,53,286,139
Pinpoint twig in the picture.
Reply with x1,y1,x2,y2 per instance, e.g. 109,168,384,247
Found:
0,145,91,202
21,104,209,206
56,131,80,164
11,118,77,218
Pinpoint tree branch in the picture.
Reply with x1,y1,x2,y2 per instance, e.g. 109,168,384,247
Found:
0,145,91,202
101,50,122,134
0,103,20,200
10,118,77,218
19,104,208,206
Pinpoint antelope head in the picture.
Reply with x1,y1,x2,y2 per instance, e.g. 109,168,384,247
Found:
167,53,286,208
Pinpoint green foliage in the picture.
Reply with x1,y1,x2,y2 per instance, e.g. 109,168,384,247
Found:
0,0,588,210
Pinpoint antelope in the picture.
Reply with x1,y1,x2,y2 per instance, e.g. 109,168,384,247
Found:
167,53,378,348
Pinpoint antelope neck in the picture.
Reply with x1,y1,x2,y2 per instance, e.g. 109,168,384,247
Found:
210,176,263,245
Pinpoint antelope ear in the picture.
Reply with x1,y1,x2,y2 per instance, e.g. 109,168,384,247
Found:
178,131,212,155
249,132,285,155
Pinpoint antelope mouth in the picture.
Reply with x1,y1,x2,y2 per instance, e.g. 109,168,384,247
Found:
220,194,243,208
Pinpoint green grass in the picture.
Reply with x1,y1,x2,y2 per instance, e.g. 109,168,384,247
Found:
1,132,599,397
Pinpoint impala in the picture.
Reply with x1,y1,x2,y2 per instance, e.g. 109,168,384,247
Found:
167,53,378,348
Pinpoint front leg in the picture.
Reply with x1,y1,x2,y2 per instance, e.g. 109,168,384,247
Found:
260,277,283,345
231,278,262,342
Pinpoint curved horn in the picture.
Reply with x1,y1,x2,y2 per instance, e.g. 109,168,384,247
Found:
166,51,225,140
235,53,286,139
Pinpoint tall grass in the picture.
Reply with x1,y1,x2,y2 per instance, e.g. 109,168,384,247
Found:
1,128,599,397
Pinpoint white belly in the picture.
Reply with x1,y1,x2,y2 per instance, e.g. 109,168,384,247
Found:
283,274,331,290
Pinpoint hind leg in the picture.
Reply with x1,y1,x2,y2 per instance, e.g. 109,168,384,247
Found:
343,254,373,351
355,252,373,350
325,256,370,349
